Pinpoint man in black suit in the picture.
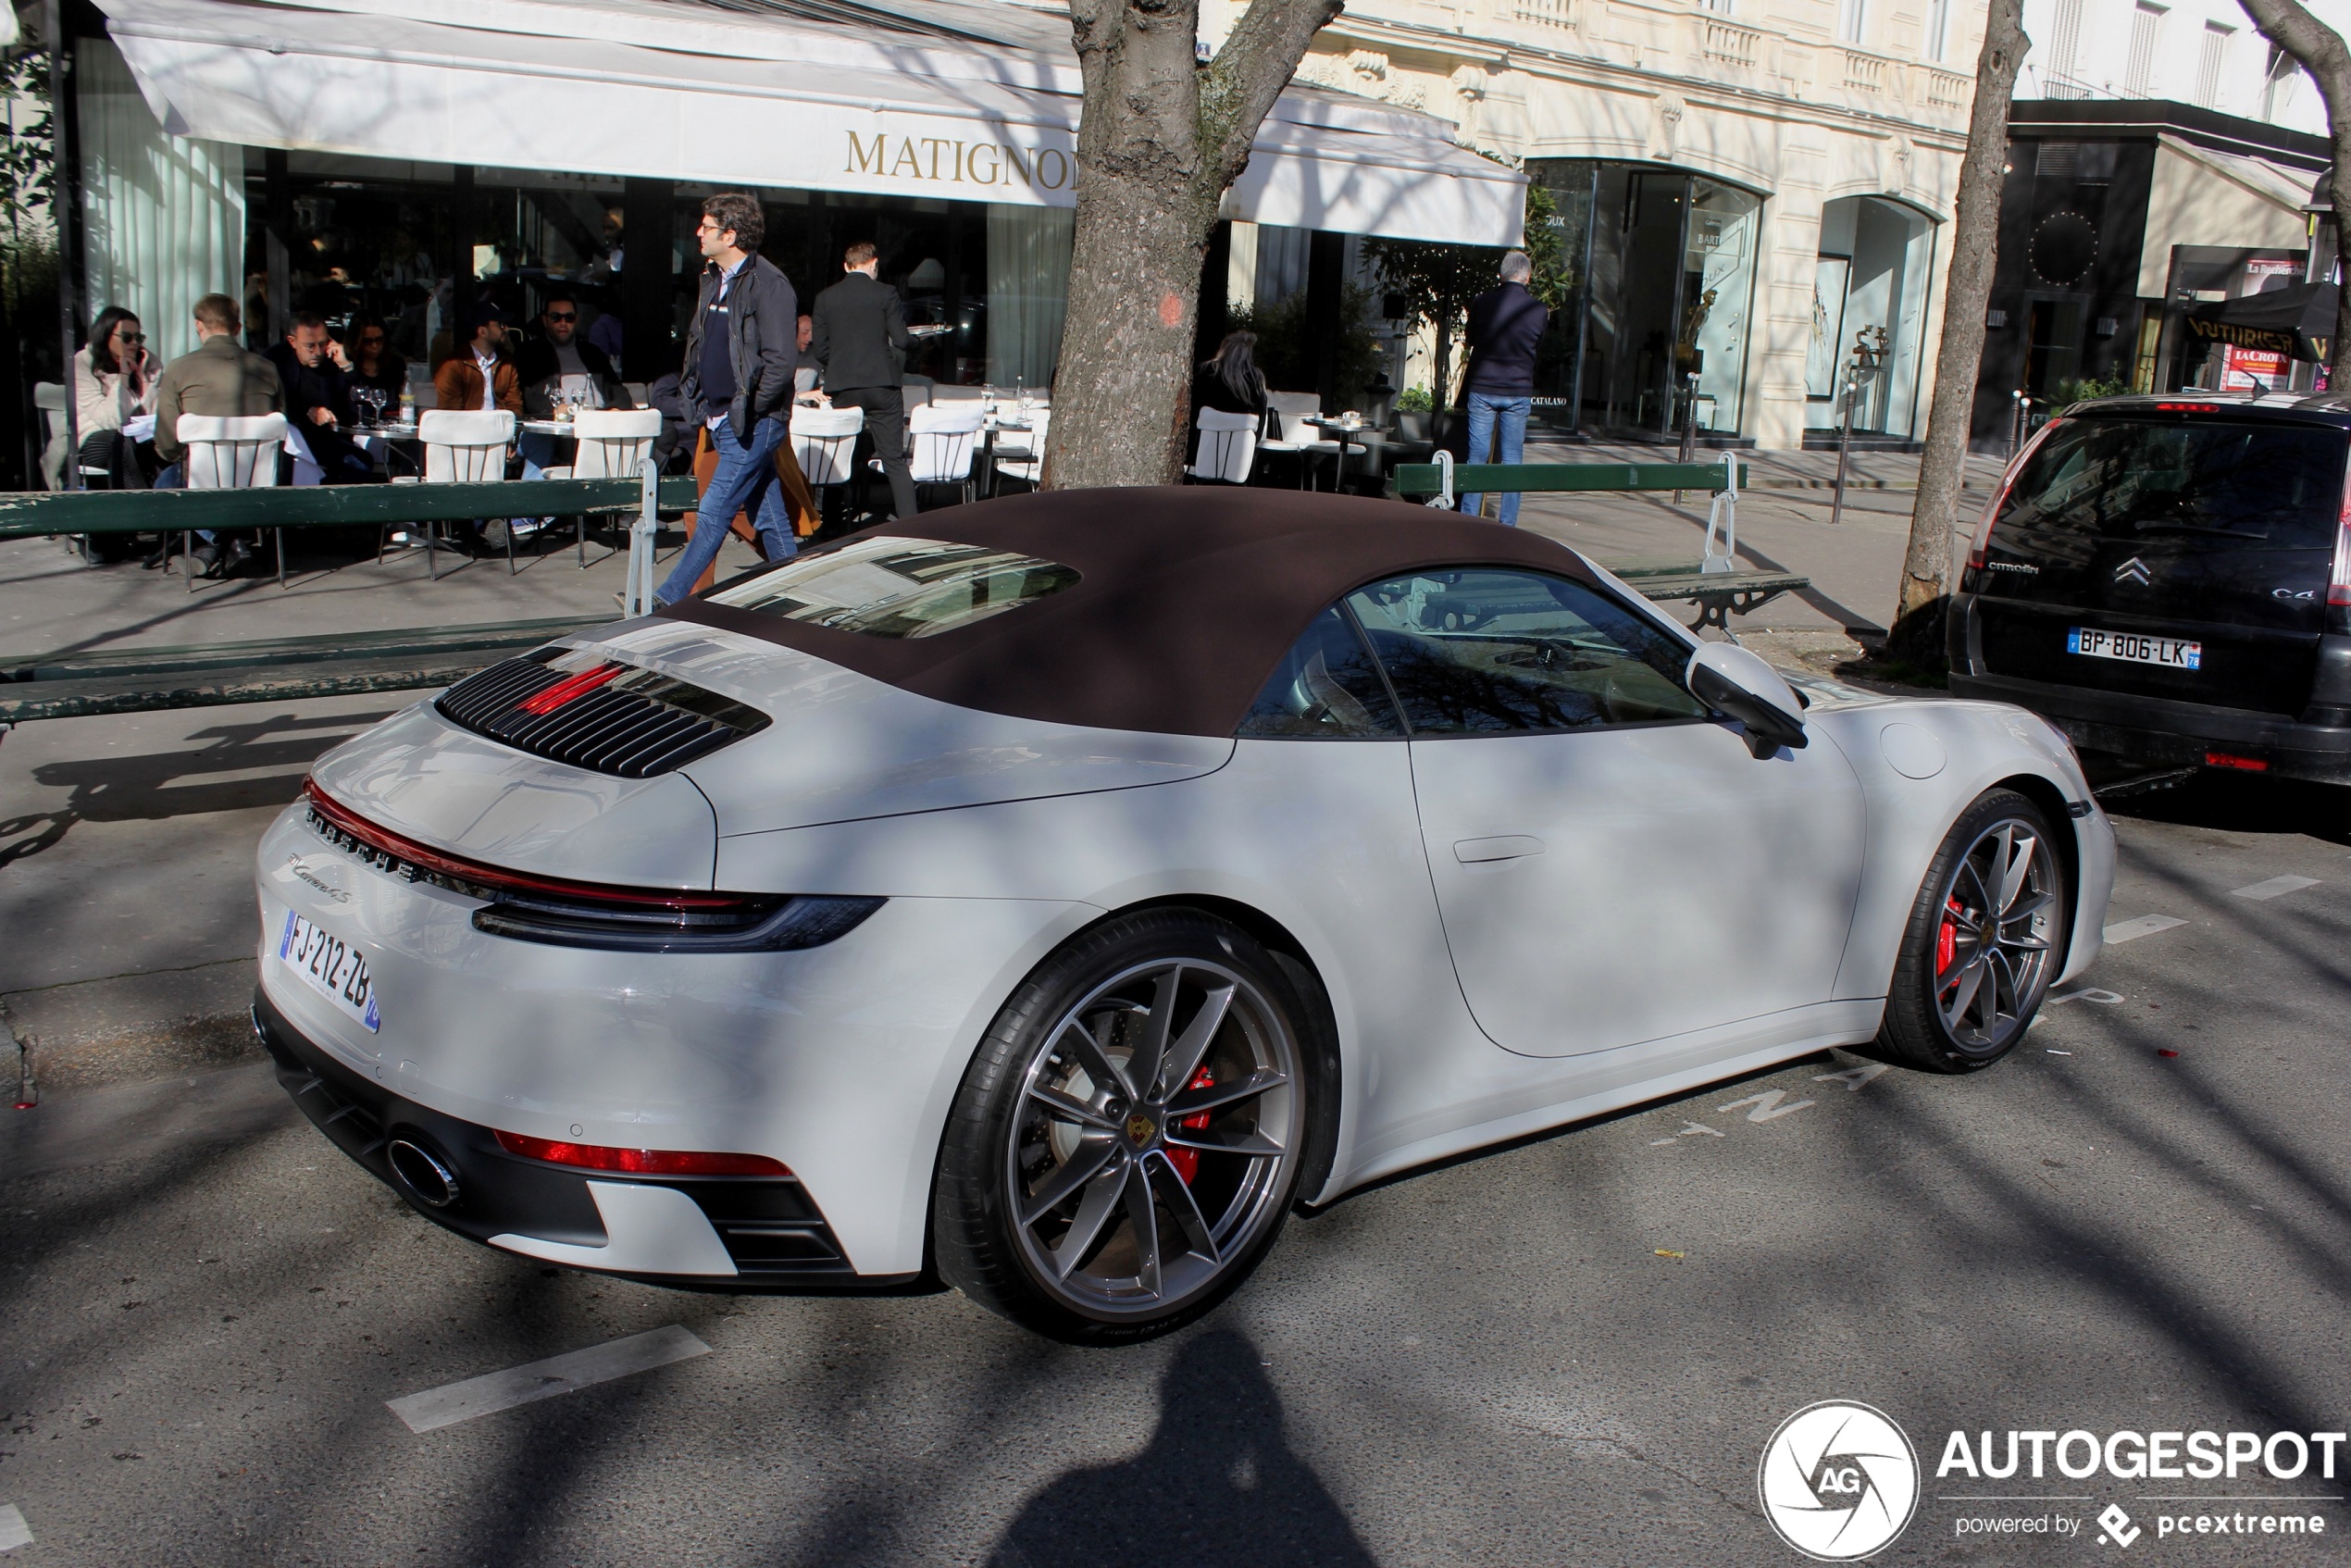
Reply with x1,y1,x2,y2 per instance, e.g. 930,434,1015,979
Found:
811,241,915,519
263,312,373,481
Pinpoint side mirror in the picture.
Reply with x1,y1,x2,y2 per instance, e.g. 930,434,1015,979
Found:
1686,642,1809,759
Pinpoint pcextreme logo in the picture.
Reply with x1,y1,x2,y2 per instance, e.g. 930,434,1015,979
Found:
1759,1401,1922,1561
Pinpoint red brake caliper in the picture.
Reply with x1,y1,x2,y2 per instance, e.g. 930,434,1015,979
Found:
1166,1065,1214,1185
1936,897,1962,977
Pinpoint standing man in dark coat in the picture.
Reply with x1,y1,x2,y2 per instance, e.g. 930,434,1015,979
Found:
812,241,915,520
657,192,799,606
1457,251,1549,526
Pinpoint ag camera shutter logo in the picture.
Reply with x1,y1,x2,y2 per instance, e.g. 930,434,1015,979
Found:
1759,1401,1921,1561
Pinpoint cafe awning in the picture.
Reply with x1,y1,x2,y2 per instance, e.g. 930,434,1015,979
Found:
94,0,1525,246
2183,280,2336,364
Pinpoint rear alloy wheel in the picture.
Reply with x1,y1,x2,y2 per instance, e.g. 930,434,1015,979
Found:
934,911,1316,1343
1878,790,2066,1073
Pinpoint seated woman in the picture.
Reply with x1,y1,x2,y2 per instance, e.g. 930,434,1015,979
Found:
73,305,157,492
1189,330,1270,477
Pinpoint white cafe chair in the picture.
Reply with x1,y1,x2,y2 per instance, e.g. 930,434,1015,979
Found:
906,402,984,508
33,382,68,492
1188,408,1261,487
408,409,515,578
175,412,290,591
991,407,1051,496
792,404,865,523
1260,392,1340,491
540,407,661,566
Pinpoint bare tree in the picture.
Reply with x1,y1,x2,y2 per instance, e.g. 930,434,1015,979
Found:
2238,0,2351,385
1893,0,2028,662
1044,0,1342,490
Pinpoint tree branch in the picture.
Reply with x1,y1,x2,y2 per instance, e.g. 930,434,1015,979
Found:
1201,0,1343,180
2238,0,2351,384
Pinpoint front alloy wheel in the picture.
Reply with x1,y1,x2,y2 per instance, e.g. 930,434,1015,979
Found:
1880,789,2067,1073
936,911,1319,1342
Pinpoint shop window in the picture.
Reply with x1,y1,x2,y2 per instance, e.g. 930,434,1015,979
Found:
1806,196,1936,440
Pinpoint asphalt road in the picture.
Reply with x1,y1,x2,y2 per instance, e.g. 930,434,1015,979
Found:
5,770,2351,1566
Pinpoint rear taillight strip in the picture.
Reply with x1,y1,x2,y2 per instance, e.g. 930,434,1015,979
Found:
302,780,749,912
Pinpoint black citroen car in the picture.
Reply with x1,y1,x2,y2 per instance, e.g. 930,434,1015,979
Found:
1947,393,2351,782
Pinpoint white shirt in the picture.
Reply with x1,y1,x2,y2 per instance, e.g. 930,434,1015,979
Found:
474,349,499,412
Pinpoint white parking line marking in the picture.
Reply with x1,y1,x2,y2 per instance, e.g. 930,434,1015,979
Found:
1720,1089,1814,1122
2232,875,2320,902
0,1503,31,1551
1812,1064,1889,1091
2103,915,2187,944
387,1325,710,1434
2049,988,2124,1007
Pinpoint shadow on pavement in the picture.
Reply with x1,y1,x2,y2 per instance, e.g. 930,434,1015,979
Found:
984,1328,1377,1568
2090,765,2351,846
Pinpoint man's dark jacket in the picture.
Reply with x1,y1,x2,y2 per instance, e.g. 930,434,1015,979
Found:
263,341,355,429
810,271,910,392
1461,281,1549,397
678,255,797,430
511,333,632,418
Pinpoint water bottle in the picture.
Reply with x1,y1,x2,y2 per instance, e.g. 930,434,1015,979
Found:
398,387,416,425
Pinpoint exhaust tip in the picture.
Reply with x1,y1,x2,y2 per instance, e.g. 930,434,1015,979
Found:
387,1138,461,1209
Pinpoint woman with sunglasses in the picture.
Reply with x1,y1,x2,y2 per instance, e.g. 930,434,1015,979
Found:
72,305,157,490
346,314,408,415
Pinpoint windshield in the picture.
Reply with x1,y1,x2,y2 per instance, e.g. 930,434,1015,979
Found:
704,537,1080,639
1996,417,2347,550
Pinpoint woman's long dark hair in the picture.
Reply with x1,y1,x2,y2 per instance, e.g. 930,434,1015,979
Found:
1202,330,1265,407
85,306,141,376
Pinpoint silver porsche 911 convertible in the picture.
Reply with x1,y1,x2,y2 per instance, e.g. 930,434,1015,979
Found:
254,489,2114,1341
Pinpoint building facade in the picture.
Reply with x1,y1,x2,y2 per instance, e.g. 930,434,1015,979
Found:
2017,0,2351,130
1211,0,1986,447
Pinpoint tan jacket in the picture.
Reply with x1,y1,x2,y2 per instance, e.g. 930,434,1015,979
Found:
433,355,523,417
152,334,284,465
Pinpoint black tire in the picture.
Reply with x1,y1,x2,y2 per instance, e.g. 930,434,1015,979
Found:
933,908,1330,1344
1877,789,2067,1074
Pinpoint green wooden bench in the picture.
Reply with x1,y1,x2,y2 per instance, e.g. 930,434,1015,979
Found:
1390,454,1810,630
0,474,699,726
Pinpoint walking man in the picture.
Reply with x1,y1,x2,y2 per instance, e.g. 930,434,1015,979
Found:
811,241,915,520
657,192,799,606
1457,251,1549,526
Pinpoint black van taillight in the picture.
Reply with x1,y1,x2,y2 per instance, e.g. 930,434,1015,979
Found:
2330,452,2351,630
1966,418,2063,579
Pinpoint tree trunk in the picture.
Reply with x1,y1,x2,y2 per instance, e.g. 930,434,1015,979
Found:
1891,0,2028,665
1045,0,1340,490
2238,0,2351,386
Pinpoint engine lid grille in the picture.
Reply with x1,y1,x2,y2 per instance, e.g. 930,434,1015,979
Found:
436,647,769,778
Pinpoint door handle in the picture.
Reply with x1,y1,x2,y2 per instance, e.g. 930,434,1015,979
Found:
1453,835,1546,864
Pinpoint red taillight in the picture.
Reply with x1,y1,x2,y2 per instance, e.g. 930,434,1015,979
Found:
516,661,623,716
2331,454,2351,610
2204,751,2270,772
1969,417,2064,572
302,779,748,913
2155,402,2222,413
494,1129,790,1177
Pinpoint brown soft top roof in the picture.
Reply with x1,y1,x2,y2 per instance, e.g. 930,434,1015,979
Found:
663,486,1598,738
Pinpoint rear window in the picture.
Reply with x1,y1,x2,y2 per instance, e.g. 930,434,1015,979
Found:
704,537,1078,639
1996,417,2347,551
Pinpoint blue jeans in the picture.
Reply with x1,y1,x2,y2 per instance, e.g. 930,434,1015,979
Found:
1459,392,1532,526
656,415,796,607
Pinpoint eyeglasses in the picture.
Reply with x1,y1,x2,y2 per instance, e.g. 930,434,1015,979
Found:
116,330,145,343
545,311,578,322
